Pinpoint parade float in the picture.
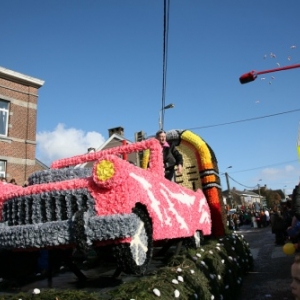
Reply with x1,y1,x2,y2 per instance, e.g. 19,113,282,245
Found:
0,130,252,299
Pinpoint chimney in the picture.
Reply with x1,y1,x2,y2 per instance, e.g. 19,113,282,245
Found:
108,126,124,137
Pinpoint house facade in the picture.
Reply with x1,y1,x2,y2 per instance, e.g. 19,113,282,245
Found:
223,187,263,210
0,66,46,185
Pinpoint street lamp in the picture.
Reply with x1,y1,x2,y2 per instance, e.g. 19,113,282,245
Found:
159,103,175,130
239,63,300,84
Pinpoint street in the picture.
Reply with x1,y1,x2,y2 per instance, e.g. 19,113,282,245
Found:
237,224,295,300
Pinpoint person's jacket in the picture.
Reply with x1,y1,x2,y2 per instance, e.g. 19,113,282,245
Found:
162,143,183,170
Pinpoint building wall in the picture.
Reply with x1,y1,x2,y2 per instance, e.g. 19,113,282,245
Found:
0,67,46,185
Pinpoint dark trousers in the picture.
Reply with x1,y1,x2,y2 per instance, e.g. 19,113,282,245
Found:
165,169,174,181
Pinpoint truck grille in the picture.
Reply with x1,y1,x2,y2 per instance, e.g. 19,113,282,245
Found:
2,188,95,226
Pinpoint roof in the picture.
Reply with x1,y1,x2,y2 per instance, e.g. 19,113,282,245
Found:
0,66,45,88
75,133,133,168
223,189,259,197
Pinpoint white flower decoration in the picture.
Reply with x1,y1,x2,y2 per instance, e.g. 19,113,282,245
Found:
190,269,195,274
177,275,184,282
172,279,179,284
177,267,182,272
153,288,161,297
174,289,180,298
32,288,40,295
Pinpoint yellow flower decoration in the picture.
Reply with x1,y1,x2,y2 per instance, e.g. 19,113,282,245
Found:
96,160,115,181
181,131,212,167
141,149,150,169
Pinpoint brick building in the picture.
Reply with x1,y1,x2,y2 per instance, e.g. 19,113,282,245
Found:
0,66,48,185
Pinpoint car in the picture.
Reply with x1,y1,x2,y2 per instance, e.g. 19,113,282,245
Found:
0,138,212,275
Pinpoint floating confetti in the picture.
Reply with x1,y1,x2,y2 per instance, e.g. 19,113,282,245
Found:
291,45,296,49
270,52,276,58
288,56,291,61
276,62,280,67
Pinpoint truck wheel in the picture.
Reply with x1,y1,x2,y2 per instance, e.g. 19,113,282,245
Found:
113,205,153,275
184,230,204,249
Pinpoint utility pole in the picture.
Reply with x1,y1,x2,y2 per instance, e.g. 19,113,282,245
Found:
225,172,233,208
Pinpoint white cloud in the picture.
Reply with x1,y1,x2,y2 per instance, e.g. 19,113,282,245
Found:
260,165,298,182
36,123,105,166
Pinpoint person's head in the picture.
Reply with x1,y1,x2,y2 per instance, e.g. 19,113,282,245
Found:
0,177,7,182
291,254,300,299
9,178,16,185
155,130,167,145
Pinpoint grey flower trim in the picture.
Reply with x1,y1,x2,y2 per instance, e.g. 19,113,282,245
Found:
0,213,139,250
28,167,93,185
2,188,95,226
0,220,73,249
88,213,139,241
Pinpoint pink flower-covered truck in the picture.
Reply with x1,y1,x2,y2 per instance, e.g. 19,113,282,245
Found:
0,138,211,275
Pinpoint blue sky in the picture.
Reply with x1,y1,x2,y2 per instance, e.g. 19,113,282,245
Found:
1,1,300,194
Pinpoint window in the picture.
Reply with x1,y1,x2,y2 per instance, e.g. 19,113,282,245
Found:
0,160,6,178
0,100,9,136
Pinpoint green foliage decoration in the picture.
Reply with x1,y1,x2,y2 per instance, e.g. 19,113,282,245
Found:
0,233,253,300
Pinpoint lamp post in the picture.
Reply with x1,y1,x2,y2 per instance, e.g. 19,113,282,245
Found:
159,103,174,130
257,179,262,208
283,185,287,200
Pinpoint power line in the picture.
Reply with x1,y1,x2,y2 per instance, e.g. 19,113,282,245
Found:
161,0,170,129
227,174,257,189
187,108,300,131
227,159,299,174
